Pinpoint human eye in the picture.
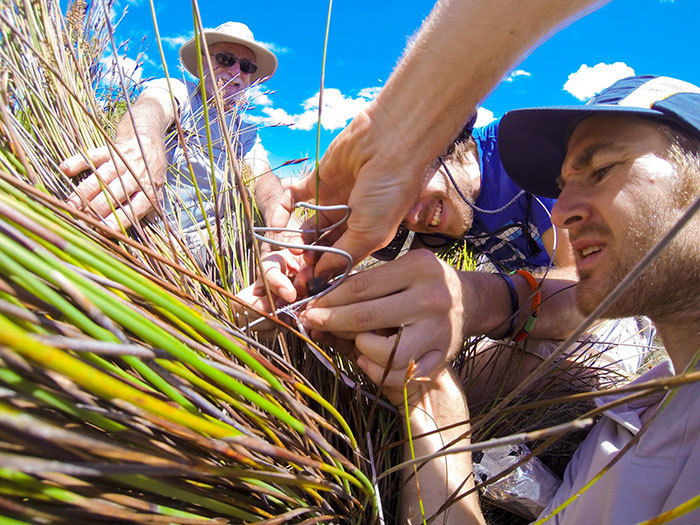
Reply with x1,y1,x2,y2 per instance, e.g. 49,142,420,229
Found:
591,163,615,182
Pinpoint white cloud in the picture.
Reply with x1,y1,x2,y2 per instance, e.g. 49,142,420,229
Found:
114,0,144,9
564,62,635,101
474,107,495,127
251,107,297,128
249,87,380,131
258,41,289,55
247,85,274,107
140,53,157,68
358,86,381,99
505,69,531,83
100,54,142,85
161,34,190,49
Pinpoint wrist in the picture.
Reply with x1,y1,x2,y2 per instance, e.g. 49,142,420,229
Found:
401,366,462,416
480,270,541,341
459,272,513,340
361,101,436,187
511,270,540,342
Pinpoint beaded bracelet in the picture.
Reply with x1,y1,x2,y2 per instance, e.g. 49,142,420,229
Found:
512,269,541,342
494,272,519,339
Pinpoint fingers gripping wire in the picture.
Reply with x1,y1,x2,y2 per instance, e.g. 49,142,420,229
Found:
250,202,396,410
247,201,353,328
286,305,396,412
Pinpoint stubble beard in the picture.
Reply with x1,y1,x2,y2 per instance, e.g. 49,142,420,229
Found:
575,241,655,320
575,210,700,324
450,187,476,239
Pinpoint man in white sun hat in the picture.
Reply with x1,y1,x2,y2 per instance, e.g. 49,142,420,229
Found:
60,21,291,265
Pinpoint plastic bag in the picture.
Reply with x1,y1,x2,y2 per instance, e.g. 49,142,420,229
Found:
472,443,561,519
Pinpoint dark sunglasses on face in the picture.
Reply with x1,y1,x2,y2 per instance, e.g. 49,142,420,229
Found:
211,52,258,75
371,224,459,261
371,224,410,261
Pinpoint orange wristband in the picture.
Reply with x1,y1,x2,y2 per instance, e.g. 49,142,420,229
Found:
512,269,541,342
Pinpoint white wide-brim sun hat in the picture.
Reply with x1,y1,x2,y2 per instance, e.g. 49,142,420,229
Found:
179,21,277,83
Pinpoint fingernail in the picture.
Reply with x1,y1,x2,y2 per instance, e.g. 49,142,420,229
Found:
314,270,330,282
357,356,368,371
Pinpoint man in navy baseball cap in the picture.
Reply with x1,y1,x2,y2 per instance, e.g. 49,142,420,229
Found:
488,75,700,523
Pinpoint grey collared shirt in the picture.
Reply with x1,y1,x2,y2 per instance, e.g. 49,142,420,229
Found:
538,359,700,524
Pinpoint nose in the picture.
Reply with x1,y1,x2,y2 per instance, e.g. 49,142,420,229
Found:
403,200,424,230
550,185,590,230
218,59,242,77
230,61,245,76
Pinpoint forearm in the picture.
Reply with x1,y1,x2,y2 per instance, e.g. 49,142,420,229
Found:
400,367,484,525
252,167,284,225
368,0,607,174
114,88,175,144
527,266,582,339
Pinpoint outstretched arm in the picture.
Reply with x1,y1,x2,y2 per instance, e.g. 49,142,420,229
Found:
246,137,291,234
300,246,587,389
288,0,607,280
384,366,485,524
60,85,176,230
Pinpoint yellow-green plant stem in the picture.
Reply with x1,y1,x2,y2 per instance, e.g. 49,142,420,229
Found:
638,494,700,524
0,200,306,434
0,468,210,521
0,369,126,432
0,235,198,411
110,473,260,521
296,381,357,449
404,385,427,525
0,314,240,439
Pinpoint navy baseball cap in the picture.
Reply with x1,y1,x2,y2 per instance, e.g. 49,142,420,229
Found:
498,75,700,198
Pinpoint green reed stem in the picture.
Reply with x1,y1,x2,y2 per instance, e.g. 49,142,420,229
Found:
0,314,240,439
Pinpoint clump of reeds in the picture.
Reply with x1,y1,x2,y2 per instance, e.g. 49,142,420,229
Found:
0,1,398,522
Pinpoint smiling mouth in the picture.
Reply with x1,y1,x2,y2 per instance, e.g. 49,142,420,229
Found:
581,246,602,258
429,200,443,227
217,77,241,91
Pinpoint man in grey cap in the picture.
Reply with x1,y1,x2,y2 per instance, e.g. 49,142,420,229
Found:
60,22,290,261
353,74,699,524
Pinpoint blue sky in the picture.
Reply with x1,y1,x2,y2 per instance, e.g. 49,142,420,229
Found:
105,0,699,179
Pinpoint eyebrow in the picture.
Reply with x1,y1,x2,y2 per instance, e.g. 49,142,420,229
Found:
557,141,625,187
571,142,624,169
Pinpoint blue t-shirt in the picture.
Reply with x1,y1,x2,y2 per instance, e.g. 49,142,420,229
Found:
466,119,557,271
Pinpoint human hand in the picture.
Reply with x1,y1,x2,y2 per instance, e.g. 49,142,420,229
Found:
299,249,472,393
285,109,428,279
258,190,306,256
60,136,167,231
314,329,435,406
235,248,305,330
